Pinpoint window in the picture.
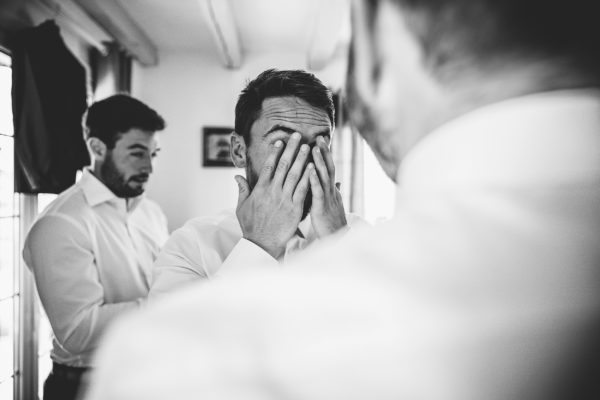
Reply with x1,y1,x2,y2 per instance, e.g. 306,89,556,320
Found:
0,48,55,400
331,112,395,224
36,194,55,400
0,50,16,400
363,144,395,223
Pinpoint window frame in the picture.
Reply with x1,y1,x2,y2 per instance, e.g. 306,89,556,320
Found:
16,195,39,400
0,45,43,400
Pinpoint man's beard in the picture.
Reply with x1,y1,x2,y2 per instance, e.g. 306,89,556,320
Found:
247,155,312,221
100,152,148,198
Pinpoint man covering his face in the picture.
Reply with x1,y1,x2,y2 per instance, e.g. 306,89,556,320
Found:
149,69,364,297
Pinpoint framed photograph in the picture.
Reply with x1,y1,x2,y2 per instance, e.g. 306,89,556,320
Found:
202,126,235,167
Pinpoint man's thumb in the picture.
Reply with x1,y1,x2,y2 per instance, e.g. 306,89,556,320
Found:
234,175,250,206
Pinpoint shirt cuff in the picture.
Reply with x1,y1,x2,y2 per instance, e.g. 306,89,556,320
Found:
218,238,280,279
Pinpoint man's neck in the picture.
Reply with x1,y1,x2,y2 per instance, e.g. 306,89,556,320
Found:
90,164,104,185
442,59,600,129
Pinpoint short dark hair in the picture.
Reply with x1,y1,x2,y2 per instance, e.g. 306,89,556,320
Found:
388,0,600,80
235,69,335,143
83,94,165,148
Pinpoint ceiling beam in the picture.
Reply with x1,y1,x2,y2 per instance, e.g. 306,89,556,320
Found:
52,0,111,53
0,0,111,53
306,0,350,71
198,0,243,69
45,0,111,53
75,0,159,66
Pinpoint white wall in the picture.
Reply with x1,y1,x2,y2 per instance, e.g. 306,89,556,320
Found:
132,50,347,231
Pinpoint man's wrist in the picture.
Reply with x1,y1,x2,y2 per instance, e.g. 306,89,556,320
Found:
243,235,285,260
313,215,348,238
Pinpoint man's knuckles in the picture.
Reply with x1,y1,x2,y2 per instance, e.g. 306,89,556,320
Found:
286,171,300,183
262,163,276,174
276,159,290,173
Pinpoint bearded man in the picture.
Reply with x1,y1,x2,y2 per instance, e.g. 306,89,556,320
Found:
23,94,169,400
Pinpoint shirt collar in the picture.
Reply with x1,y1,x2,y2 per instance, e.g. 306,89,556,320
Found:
80,169,144,212
398,89,600,189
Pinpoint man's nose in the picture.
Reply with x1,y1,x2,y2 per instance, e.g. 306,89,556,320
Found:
140,155,154,174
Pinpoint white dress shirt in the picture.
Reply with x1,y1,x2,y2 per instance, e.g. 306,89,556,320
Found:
86,90,600,400
23,169,169,367
150,209,365,297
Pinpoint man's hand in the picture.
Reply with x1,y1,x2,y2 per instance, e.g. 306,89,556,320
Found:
309,136,347,238
235,133,312,259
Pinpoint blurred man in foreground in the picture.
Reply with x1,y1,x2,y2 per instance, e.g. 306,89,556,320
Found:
86,0,600,399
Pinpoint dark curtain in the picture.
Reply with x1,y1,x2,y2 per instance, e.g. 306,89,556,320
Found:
90,42,132,99
11,20,89,194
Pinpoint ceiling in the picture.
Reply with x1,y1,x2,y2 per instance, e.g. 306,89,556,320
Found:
117,0,214,51
0,0,351,70
115,0,351,68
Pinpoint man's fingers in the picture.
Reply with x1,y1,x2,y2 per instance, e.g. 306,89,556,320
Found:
312,145,331,189
234,175,250,207
283,143,310,196
336,182,341,191
273,132,302,186
292,163,312,205
317,136,336,182
256,140,284,187
309,166,324,201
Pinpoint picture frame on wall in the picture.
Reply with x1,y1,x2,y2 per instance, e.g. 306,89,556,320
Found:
202,126,235,167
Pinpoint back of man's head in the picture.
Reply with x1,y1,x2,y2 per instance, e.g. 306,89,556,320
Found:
234,69,335,143
391,0,600,82
83,94,165,149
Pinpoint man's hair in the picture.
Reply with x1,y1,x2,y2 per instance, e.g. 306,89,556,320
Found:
235,69,335,143
83,94,165,149
387,0,600,80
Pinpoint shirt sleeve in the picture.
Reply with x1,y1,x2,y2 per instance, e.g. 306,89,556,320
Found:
218,238,280,278
321,213,370,243
218,214,369,277
346,213,370,230
149,226,205,298
22,214,141,355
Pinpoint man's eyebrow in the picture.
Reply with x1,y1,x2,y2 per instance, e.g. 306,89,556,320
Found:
263,125,331,138
264,124,296,137
127,144,149,150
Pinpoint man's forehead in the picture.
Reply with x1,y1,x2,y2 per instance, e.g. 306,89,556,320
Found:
258,97,331,128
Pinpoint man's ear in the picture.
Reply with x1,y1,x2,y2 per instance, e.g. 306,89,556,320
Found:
230,133,247,168
87,137,107,161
